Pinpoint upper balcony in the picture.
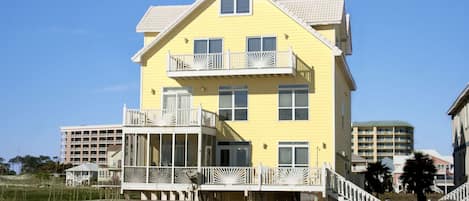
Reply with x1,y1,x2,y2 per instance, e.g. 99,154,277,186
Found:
167,50,297,78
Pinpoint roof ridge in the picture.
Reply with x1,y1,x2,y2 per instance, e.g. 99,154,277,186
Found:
151,4,192,8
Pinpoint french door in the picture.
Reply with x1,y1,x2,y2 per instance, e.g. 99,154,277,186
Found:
162,88,192,125
194,39,223,70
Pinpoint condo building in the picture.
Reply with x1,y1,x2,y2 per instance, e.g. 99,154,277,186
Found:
351,121,414,162
119,0,381,200
448,83,469,187
60,124,122,166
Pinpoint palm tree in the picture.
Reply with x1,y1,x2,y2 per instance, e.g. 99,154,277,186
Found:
365,162,391,195
400,152,437,201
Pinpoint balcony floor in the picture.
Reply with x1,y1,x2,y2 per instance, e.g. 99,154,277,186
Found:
167,67,295,78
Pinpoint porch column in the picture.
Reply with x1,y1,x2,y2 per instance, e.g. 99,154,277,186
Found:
146,132,150,183
171,133,175,184
197,131,202,172
120,134,125,190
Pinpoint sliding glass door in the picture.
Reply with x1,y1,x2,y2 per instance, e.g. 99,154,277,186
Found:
194,39,223,70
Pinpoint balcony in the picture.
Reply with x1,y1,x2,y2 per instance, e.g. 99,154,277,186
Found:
123,166,322,192
167,50,297,78
124,107,216,128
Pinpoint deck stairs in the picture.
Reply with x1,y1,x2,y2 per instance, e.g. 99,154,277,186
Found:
325,168,381,201
439,182,469,201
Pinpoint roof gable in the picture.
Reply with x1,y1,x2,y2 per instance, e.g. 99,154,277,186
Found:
136,0,345,33
131,0,343,63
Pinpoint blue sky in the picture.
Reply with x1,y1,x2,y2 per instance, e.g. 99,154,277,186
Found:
0,0,467,161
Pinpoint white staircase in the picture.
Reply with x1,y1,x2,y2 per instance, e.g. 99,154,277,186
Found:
440,182,469,201
325,168,381,201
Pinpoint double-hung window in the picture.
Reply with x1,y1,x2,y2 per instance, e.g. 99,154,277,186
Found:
221,0,251,15
278,142,309,167
278,85,309,120
219,86,248,121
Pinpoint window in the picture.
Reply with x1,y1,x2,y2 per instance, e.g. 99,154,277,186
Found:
278,85,308,120
219,86,248,121
278,142,308,167
247,37,276,67
221,0,251,15
194,39,223,70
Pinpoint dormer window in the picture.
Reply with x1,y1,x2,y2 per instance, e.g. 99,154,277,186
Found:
221,0,251,15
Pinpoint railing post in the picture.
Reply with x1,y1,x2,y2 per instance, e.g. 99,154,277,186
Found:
322,165,327,198
227,49,231,69
257,164,262,190
122,104,127,126
167,51,171,72
289,47,293,68
198,105,203,126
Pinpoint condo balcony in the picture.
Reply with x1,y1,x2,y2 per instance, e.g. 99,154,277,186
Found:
167,50,297,78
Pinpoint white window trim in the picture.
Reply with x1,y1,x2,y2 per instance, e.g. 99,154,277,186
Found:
219,0,253,16
278,141,309,167
219,86,248,121
278,85,309,121
160,87,193,111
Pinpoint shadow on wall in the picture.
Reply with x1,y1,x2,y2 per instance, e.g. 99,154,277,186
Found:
295,56,315,93
217,120,245,141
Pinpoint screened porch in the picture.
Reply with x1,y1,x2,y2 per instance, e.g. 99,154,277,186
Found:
122,133,216,184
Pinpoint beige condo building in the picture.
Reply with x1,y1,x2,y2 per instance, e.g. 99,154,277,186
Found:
60,124,122,166
448,83,469,187
351,121,414,162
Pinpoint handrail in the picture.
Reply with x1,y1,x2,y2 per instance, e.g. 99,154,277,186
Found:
440,182,469,201
326,168,381,201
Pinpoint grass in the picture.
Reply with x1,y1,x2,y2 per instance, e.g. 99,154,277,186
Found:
0,175,124,201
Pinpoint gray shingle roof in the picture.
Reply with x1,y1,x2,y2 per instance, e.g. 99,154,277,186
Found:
136,5,191,33
274,0,344,25
352,121,414,128
136,0,345,33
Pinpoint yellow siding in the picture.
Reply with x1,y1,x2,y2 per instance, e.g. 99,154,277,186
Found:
140,0,338,168
334,59,353,177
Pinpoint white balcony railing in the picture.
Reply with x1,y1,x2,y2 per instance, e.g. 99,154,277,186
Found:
167,50,296,77
124,106,216,128
124,166,321,186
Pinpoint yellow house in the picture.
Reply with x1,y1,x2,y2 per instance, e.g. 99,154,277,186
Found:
121,0,376,200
